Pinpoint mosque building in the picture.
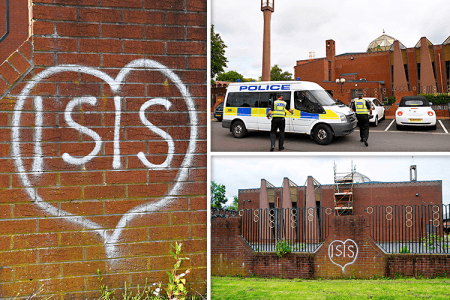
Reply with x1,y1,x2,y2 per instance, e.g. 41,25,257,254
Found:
293,32,450,104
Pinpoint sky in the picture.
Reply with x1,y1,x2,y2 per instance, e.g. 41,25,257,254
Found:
211,0,450,80
211,155,450,206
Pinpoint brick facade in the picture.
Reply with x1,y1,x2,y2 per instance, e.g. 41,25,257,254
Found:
0,1,206,298
212,213,450,279
294,37,450,104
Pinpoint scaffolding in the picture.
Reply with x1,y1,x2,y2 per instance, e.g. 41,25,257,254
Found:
333,162,355,215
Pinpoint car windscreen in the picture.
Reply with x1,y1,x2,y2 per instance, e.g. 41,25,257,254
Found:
309,90,337,106
400,100,429,107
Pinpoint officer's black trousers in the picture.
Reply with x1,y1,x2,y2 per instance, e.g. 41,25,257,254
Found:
356,114,370,141
270,117,285,149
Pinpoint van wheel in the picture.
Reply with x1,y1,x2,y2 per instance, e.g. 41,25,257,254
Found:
231,120,247,138
312,124,333,145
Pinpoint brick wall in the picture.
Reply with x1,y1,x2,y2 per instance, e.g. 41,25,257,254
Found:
212,213,450,279
0,1,206,298
0,0,30,63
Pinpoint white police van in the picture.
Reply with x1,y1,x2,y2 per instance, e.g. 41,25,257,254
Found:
222,81,357,145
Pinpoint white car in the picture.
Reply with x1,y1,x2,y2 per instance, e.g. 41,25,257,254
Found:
395,96,436,130
351,97,385,126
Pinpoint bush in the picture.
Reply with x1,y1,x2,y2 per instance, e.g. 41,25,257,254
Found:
418,93,450,105
275,239,292,258
399,246,410,253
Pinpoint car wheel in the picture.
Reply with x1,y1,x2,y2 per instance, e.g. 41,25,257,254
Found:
373,115,378,127
231,120,247,138
312,124,333,145
430,124,437,130
396,123,403,130
216,116,222,122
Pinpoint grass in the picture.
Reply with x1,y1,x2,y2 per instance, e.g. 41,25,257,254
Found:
211,276,450,299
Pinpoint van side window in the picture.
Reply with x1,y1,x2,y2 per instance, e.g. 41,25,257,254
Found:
260,92,291,110
226,92,259,108
294,91,323,113
259,92,275,109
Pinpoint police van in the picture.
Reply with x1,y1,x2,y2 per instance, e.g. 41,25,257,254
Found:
222,81,357,145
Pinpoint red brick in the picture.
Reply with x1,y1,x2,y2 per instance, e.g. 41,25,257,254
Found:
148,225,189,241
13,233,58,249
15,264,61,281
38,187,82,201
172,182,206,196
104,199,147,214
0,249,37,266
79,38,123,53
127,184,168,198
187,27,207,41
39,247,84,263
145,26,185,40
84,185,126,200
18,40,33,61
166,12,206,26
8,52,31,74
0,188,29,204
33,37,78,52
62,261,106,276
60,231,103,246
53,0,100,6
102,0,143,8
144,0,185,10
167,41,206,55
56,22,100,37
40,276,86,293
34,52,55,66
123,10,164,25
0,62,21,84
60,200,104,216
172,211,206,225
187,0,207,12
33,5,77,21
102,54,144,67
128,240,171,256
79,7,122,22
123,40,165,55
57,53,101,66
102,24,144,39
0,236,11,251
33,20,54,35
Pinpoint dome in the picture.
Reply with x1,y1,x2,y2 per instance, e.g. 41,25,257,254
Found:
367,30,406,52
341,171,371,183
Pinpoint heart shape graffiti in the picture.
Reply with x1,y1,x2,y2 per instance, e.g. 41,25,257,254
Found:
11,59,197,260
328,239,358,272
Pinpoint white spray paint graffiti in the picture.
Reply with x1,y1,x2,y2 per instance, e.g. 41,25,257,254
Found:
328,239,358,272
11,59,198,260
62,97,103,165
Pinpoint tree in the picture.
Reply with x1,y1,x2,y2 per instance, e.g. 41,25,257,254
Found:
216,70,244,82
211,24,228,79
211,181,227,208
270,65,293,81
226,196,239,211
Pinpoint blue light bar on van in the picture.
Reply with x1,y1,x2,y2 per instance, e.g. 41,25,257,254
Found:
239,84,290,91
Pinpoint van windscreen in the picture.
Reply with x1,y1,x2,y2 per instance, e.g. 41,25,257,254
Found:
309,90,337,106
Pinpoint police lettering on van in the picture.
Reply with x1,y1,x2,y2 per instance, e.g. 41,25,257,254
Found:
221,81,357,145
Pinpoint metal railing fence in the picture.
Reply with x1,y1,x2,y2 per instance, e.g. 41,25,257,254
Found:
237,204,450,254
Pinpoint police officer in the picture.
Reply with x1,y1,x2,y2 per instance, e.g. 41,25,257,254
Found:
350,93,373,147
267,94,293,151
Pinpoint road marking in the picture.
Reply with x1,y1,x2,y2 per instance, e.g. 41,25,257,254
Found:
439,120,448,134
385,119,395,131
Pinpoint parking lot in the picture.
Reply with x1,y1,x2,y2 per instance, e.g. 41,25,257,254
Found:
210,115,450,152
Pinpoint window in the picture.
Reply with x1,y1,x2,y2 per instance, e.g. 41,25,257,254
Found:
294,91,323,113
226,92,259,108
260,92,291,110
